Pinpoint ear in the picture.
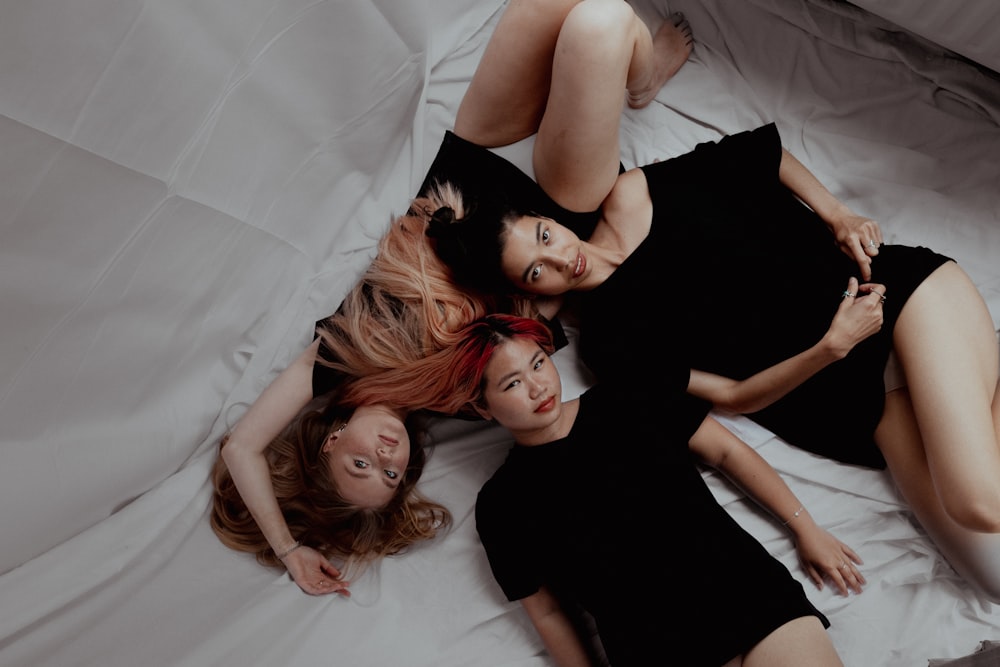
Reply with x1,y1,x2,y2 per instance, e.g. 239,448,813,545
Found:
321,430,338,454
472,403,492,421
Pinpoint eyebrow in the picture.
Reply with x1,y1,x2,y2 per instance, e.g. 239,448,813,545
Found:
519,220,543,285
494,350,544,389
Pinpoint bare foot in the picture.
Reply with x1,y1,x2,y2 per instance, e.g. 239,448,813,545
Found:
627,11,694,109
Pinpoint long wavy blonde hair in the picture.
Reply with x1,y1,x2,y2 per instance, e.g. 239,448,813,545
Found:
210,397,450,573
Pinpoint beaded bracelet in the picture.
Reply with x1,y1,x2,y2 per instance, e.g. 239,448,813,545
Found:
276,541,302,560
782,505,805,526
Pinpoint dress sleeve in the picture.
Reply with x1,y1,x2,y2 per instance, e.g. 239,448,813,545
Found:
475,478,543,602
641,122,782,190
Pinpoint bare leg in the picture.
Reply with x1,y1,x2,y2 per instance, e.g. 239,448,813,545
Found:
535,4,693,211
891,261,1000,531
454,0,580,148
742,617,843,667
877,388,1000,601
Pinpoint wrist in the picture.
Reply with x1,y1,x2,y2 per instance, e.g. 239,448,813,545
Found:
817,333,850,361
275,540,302,560
784,507,818,539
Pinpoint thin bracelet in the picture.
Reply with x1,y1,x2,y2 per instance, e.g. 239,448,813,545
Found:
782,506,805,526
276,541,302,560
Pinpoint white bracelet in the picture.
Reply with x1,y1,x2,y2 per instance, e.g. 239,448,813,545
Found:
276,541,302,560
782,506,805,526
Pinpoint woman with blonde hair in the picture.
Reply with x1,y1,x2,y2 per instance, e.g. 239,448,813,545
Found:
211,396,450,595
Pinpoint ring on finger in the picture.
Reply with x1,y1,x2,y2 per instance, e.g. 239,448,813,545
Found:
842,290,855,299
867,239,878,249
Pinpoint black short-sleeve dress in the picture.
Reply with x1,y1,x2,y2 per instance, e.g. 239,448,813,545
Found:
476,381,829,667
579,123,950,469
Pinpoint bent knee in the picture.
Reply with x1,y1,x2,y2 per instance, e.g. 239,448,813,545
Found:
944,495,1000,533
561,0,636,45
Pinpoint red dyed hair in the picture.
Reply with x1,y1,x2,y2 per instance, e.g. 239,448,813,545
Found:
345,314,555,417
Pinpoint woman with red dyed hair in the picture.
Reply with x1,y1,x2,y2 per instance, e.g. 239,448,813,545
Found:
444,314,856,667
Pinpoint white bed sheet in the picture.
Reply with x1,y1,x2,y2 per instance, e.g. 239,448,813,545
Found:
1,0,998,665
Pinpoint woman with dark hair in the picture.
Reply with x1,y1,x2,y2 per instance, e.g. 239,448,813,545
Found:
440,313,856,667
426,121,1000,601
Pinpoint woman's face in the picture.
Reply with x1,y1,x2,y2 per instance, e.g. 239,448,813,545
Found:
476,336,564,441
323,404,411,509
500,215,588,296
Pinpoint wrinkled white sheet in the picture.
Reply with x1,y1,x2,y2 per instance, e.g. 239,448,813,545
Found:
1,0,998,665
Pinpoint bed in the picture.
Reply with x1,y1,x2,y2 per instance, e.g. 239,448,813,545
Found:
1,0,998,665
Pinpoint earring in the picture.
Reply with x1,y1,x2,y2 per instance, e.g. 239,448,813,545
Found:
337,422,347,432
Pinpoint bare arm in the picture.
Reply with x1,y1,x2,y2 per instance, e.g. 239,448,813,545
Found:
778,149,883,280
689,416,865,595
521,587,596,667
220,339,348,595
688,277,886,413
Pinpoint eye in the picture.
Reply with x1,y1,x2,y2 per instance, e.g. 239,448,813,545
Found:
541,229,550,244
533,358,545,371
384,470,398,480
353,459,370,470
504,379,522,391
530,266,542,281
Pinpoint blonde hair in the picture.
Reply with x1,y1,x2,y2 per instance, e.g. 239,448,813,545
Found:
210,398,450,574
316,184,536,408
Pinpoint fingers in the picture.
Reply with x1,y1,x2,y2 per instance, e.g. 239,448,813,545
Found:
854,219,882,279
306,577,351,597
859,282,887,304
829,557,865,596
840,276,859,300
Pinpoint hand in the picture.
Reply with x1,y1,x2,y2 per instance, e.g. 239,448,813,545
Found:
794,526,865,596
828,211,883,281
282,545,351,597
823,277,886,358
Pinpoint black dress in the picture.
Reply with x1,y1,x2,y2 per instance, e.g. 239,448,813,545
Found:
476,381,829,667
579,123,950,469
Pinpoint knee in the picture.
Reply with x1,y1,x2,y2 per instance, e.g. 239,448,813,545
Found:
944,494,1000,534
560,0,636,47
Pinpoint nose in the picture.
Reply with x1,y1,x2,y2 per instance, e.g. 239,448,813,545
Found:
527,376,545,398
539,248,569,272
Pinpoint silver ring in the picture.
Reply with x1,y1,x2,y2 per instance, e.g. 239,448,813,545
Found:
841,563,849,570
842,290,855,299
867,240,877,249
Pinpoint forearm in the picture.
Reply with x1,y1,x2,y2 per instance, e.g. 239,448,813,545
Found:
689,338,844,414
778,148,850,225
691,418,806,527
521,590,595,667
220,340,318,554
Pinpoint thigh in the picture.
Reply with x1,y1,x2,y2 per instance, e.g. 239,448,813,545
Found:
453,0,579,147
533,0,639,211
892,261,1000,528
742,617,842,667
877,389,1000,600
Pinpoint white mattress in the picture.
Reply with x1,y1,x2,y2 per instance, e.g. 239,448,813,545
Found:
1,0,998,665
